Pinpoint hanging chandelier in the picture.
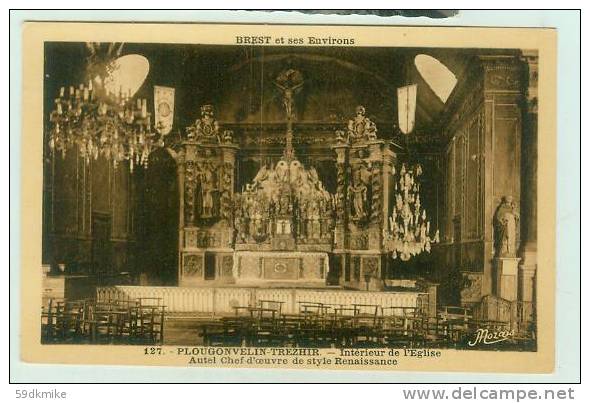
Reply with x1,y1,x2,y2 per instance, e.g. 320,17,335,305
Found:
383,163,439,261
47,48,164,173
48,82,164,173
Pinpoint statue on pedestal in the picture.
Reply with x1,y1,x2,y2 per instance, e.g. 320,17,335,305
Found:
494,196,520,257
200,169,217,219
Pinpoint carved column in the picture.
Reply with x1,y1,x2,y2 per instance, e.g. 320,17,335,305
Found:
518,51,538,324
220,142,239,247
332,144,349,249
176,149,185,283
332,143,349,286
184,159,196,226
367,140,384,251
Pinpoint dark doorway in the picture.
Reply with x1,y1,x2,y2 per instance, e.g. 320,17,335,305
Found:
327,254,341,285
137,149,179,285
204,252,216,280
91,212,112,275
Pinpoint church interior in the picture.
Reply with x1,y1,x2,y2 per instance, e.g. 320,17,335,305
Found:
40,42,538,349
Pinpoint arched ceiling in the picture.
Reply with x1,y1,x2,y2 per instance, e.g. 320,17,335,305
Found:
45,42,482,140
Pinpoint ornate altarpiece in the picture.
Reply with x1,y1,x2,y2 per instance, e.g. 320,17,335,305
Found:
176,71,397,290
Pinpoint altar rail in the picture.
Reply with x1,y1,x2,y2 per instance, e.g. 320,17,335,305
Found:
96,286,428,315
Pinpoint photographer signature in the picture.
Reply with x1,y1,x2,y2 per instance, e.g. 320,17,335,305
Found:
467,328,515,346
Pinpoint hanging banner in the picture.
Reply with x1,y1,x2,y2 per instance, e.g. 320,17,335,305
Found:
154,85,175,135
397,84,417,135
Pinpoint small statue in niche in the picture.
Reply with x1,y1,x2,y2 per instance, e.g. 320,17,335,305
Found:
348,168,368,221
493,196,520,257
199,167,218,219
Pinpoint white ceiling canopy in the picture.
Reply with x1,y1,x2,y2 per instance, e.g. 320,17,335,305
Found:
102,54,150,98
414,54,457,103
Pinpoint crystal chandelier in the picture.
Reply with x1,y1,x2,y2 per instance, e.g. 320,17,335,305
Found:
48,53,163,173
383,163,439,261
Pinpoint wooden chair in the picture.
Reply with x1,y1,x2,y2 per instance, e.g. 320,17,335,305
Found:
351,304,383,347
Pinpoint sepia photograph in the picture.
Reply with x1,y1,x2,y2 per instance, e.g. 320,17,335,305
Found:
17,21,558,372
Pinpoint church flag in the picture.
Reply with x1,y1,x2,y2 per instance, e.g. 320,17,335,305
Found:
154,85,175,135
397,84,417,134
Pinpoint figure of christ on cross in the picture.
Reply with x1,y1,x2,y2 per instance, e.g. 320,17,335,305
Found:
274,69,304,161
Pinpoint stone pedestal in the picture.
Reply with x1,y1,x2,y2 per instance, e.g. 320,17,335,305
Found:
494,257,520,301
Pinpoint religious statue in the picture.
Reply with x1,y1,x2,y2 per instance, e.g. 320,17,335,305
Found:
348,169,368,221
274,68,304,121
494,196,520,257
199,167,218,219
252,165,269,188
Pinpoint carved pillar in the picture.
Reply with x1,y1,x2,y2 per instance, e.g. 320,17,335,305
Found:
367,140,384,251
332,144,349,249
381,148,396,279
220,142,239,245
176,149,185,283
184,159,196,226
518,51,538,323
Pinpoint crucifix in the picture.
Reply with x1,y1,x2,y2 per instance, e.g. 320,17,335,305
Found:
274,69,304,161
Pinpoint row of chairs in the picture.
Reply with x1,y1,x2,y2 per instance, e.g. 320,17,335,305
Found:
197,301,532,349
41,297,166,344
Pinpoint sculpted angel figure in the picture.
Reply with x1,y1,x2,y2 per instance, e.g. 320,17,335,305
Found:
252,165,268,189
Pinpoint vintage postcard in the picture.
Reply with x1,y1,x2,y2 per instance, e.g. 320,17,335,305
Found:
19,21,556,373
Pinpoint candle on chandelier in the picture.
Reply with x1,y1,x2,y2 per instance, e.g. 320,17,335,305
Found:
59,87,65,97
69,86,74,96
141,99,147,118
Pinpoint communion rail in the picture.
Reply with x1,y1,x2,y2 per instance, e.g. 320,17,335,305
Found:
96,286,429,315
